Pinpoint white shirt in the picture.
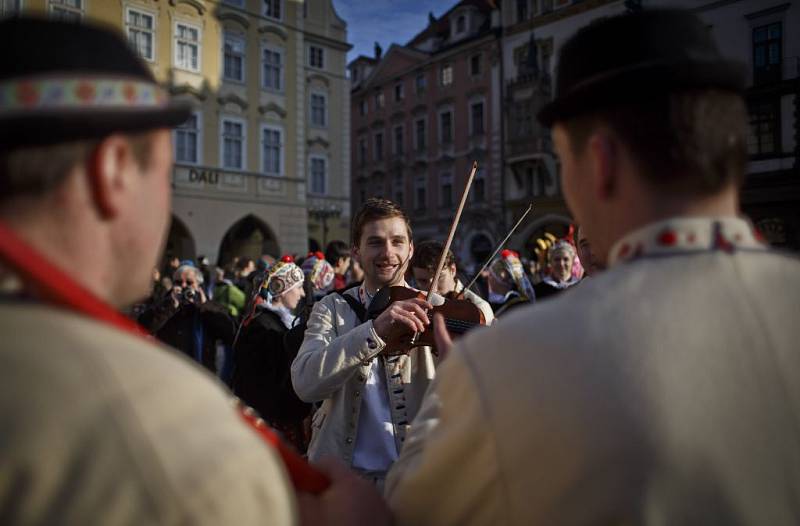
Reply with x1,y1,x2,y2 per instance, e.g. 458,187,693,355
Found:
352,284,399,472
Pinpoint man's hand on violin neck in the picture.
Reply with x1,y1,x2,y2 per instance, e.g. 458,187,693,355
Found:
373,297,432,339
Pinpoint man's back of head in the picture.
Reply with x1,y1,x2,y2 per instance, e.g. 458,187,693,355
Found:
0,17,191,307
538,9,748,263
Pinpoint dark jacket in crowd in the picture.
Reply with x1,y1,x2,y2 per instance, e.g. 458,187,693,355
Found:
231,308,310,450
139,297,235,373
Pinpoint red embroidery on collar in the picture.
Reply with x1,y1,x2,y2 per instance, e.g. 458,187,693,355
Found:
657,230,678,246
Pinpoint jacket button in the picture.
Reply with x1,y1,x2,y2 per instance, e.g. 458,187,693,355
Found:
367,339,377,349
354,390,361,397
346,437,353,444
358,374,366,382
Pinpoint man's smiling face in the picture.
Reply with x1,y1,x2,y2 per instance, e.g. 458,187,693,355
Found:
354,217,414,292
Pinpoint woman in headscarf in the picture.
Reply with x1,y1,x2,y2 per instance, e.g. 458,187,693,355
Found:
231,257,310,452
487,249,536,317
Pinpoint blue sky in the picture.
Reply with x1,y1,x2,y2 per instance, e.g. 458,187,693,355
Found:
333,0,456,63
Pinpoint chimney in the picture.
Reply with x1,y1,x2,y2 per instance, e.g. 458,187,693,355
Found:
374,42,383,60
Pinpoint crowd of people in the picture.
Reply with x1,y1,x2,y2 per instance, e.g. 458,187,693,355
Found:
2,9,799,526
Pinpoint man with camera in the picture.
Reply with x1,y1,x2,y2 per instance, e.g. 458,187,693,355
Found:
139,263,236,373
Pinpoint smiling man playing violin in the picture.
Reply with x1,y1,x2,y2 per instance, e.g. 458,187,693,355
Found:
292,198,436,487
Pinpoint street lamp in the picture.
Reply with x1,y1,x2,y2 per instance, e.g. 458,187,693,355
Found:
309,203,342,247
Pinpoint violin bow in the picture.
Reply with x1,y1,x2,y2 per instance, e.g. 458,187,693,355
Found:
463,203,533,294
412,161,479,342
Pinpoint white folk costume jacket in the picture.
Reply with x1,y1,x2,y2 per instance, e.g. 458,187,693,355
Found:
386,216,800,525
292,285,436,471
0,303,296,525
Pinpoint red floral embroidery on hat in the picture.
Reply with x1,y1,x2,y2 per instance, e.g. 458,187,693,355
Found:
315,251,324,260
17,82,39,106
501,249,512,259
281,255,294,263
123,83,137,102
76,82,95,102
753,228,766,243
617,243,631,259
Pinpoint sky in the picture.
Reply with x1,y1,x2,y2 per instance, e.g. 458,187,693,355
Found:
333,0,456,63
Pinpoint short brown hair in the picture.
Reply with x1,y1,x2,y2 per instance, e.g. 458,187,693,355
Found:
351,197,413,247
562,89,747,195
411,240,454,271
0,132,154,204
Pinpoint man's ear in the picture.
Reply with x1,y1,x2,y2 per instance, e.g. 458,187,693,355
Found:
587,130,618,201
86,135,134,219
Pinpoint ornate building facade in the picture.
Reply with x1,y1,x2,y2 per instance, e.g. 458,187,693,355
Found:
7,0,352,263
349,0,504,270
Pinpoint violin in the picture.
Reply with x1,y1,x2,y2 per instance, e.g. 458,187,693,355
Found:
368,286,485,356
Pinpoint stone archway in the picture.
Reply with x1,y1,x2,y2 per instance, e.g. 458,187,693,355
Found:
163,215,196,262
217,214,280,267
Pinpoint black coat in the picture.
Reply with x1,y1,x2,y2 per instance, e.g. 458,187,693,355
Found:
138,297,235,373
231,308,310,426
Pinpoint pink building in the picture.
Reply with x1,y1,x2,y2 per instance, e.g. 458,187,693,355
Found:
348,0,503,269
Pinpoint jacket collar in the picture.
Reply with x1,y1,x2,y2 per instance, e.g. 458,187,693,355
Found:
608,216,768,268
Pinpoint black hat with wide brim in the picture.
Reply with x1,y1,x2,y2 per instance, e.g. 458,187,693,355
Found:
537,9,747,127
0,17,192,150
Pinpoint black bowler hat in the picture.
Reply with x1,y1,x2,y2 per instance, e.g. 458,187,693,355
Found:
537,9,747,127
0,17,192,150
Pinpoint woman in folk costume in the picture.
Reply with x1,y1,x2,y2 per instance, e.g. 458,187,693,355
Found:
487,249,536,317
533,240,581,300
301,251,335,300
231,257,311,452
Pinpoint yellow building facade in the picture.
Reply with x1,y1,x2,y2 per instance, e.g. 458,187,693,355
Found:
9,0,351,264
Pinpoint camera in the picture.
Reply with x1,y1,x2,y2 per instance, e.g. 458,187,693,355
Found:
181,288,198,304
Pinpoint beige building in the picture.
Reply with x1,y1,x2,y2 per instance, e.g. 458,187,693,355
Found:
7,0,352,264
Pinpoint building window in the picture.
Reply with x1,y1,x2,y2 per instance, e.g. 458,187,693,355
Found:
439,110,453,144
415,73,426,94
393,125,404,156
456,15,466,33
440,64,453,86
473,168,486,202
470,54,481,76
262,45,283,91
262,125,283,175
223,33,245,83
174,22,201,72
414,175,427,211
516,0,528,23
747,99,780,156
374,90,384,109
221,118,245,170
358,137,367,166
50,0,83,21
310,93,327,127
753,22,781,84
1,0,23,17
440,172,453,208
470,101,484,136
415,118,427,151
264,0,281,20
374,132,384,161
359,99,368,116
126,8,155,62
513,101,532,138
310,156,326,194
394,82,404,102
175,112,200,164
309,45,324,69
